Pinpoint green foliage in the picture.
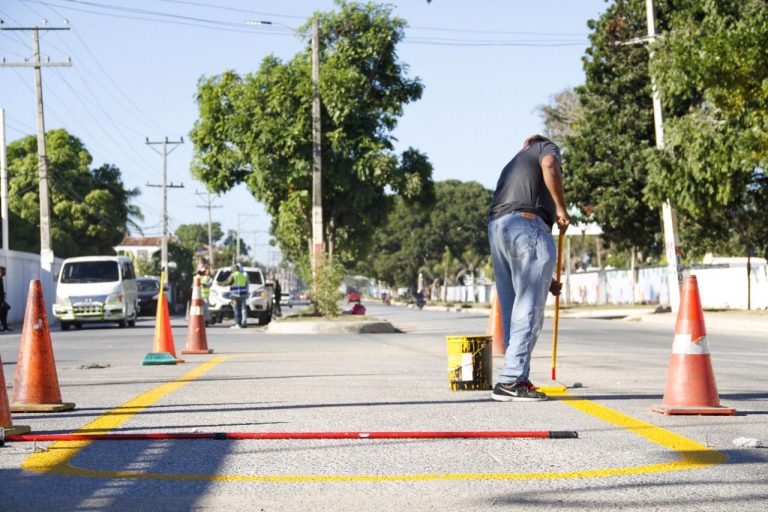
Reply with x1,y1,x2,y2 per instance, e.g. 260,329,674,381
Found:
132,254,156,277
312,258,345,317
563,0,670,258
150,241,195,294
6,129,141,257
190,0,432,268
363,180,492,287
174,222,223,252
563,0,768,261
647,0,768,259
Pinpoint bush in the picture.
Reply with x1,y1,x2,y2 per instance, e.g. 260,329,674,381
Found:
311,259,345,317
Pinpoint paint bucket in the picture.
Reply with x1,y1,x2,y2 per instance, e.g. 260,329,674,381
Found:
446,335,492,391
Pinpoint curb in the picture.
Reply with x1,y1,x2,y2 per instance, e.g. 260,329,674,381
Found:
266,319,399,334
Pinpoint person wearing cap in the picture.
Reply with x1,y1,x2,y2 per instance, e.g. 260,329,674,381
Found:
488,134,570,402
225,264,249,328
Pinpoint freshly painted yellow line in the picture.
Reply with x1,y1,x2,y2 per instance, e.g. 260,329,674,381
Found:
22,363,726,482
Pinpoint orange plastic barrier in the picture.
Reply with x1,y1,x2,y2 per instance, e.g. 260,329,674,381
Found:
10,280,75,413
651,276,735,415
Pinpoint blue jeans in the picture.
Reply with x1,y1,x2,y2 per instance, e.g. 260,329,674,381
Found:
488,212,556,384
232,296,246,326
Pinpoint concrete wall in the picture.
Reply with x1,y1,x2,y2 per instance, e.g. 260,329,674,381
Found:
440,263,768,310
1,249,64,324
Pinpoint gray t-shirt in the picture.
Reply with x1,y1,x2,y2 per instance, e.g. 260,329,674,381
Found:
489,141,561,227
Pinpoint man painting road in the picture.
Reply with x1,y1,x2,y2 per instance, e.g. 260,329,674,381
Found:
488,134,570,401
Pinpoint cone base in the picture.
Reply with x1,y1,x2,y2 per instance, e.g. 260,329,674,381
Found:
10,402,75,413
3,425,32,436
651,404,735,416
181,349,213,354
142,353,178,366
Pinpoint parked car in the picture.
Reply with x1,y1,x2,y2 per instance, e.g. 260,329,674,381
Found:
53,256,139,330
136,276,170,316
208,266,274,325
346,287,361,303
280,291,293,308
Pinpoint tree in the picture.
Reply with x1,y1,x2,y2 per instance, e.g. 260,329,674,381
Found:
174,222,223,252
190,0,433,269
646,0,768,259
538,88,583,149
6,129,141,257
364,180,492,288
563,0,680,258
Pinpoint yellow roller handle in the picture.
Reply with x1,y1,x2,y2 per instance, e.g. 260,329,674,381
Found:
552,232,564,381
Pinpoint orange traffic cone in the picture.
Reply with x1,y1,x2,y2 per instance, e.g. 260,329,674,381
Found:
652,276,735,415
1,353,31,436
487,289,504,356
182,277,212,355
11,280,75,413
142,281,184,365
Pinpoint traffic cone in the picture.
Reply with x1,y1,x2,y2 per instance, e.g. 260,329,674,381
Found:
142,285,184,365
652,275,735,415
487,289,504,356
1,353,30,436
11,280,75,413
182,277,212,355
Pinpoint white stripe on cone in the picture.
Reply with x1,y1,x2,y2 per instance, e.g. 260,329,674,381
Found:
671,334,710,355
190,306,202,316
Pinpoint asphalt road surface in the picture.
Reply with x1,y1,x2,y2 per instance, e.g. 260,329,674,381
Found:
1,302,766,511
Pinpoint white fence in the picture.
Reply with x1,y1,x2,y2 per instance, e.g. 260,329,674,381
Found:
1,249,64,324
435,264,768,310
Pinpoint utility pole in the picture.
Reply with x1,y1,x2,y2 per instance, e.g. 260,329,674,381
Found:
645,0,682,313
196,190,222,268
0,24,71,308
146,137,184,284
311,16,324,278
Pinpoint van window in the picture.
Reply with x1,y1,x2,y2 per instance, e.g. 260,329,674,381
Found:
246,271,263,285
60,261,120,283
121,262,135,280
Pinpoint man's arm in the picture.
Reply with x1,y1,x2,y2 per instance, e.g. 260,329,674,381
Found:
541,154,571,233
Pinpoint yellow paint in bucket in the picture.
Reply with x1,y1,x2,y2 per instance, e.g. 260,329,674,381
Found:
446,335,492,391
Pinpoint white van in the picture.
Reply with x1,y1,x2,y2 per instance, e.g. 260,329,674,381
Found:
52,256,139,330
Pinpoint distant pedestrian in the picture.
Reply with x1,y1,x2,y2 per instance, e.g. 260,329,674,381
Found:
273,276,282,318
488,134,570,402
0,267,9,331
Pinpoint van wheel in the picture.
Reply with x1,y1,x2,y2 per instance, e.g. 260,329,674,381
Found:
118,320,127,328
61,322,71,331
75,323,83,330
258,313,272,326
127,318,136,327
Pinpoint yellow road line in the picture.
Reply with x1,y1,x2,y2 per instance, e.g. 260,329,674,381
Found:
22,363,726,482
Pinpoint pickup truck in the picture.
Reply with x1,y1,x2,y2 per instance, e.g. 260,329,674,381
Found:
207,266,274,325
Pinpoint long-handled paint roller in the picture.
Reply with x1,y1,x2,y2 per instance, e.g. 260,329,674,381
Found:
537,230,567,395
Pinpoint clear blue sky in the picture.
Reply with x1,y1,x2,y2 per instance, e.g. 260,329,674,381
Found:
1,0,608,265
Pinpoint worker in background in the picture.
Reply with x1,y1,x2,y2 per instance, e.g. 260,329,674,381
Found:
225,263,249,328
199,265,213,326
